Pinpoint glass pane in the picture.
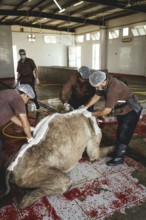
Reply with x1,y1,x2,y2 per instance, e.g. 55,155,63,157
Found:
76,46,81,67
115,30,119,38
137,26,146,35
86,33,90,40
108,32,113,39
91,32,100,41
131,28,139,36
123,27,129,36
111,32,117,38
92,44,100,69
68,46,81,67
76,35,84,42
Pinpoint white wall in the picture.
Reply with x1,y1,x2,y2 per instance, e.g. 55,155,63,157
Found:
0,26,14,78
107,29,146,75
4,13,146,78
75,18,146,76
79,41,93,68
12,32,74,72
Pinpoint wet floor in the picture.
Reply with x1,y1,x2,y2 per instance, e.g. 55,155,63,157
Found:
0,76,146,220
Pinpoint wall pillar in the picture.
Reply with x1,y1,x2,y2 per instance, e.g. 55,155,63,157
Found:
100,28,107,70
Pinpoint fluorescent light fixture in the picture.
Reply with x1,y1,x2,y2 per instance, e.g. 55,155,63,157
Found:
32,21,37,24
53,0,62,11
73,1,84,7
27,34,36,42
59,8,65,13
53,0,65,13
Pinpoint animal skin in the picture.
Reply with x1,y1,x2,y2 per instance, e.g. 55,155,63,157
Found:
3,113,114,208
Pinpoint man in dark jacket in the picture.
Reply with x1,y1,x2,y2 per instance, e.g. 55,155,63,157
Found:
60,66,96,112
17,49,40,109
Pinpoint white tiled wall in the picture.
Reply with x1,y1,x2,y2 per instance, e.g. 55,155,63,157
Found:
0,26,14,78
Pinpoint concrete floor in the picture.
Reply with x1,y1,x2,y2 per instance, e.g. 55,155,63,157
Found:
0,76,146,220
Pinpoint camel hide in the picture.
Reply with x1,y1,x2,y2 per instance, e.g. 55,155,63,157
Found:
4,110,114,208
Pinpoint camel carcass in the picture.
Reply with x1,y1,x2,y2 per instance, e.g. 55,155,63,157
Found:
4,110,114,208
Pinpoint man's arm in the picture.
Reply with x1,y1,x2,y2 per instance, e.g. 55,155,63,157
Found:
92,107,112,117
33,67,38,79
11,114,32,139
60,74,76,103
85,94,101,109
11,116,22,127
19,114,32,139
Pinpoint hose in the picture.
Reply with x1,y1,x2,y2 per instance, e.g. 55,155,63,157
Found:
2,122,26,139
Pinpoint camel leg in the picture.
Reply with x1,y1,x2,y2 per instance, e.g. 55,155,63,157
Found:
86,133,102,161
19,169,72,209
86,133,115,161
98,145,115,158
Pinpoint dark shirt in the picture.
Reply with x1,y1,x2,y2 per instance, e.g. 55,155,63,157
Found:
0,90,26,127
96,76,133,115
60,72,96,103
17,57,36,83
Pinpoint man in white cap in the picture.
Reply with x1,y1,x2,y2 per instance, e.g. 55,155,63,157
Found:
60,66,96,111
81,71,142,166
0,84,35,166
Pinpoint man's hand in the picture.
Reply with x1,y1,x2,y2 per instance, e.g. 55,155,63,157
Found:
64,103,73,112
35,78,40,85
78,105,88,113
78,105,86,109
30,126,35,132
27,137,34,143
82,111,92,118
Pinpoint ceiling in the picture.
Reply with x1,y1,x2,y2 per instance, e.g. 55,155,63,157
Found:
0,0,146,33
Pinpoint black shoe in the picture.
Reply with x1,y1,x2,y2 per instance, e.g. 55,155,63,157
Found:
106,157,124,166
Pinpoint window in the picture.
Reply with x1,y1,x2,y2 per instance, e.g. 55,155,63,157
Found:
92,44,100,69
76,46,81,67
68,46,81,67
144,25,146,31
44,35,56,43
115,30,119,38
137,26,146,35
109,32,113,39
108,30,119,39
131,25,146,36
75,35,84,43
86,33,90,41
123,27,129,36
131,28,139,36
91,32,100,41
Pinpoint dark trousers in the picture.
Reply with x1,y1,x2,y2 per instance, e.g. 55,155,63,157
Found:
0,139,2,166
69,94,94,112
116,110,141,146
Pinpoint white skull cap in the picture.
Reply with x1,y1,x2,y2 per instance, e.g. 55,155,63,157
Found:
79,66,91,79
17,84,35,99
89,71,106,86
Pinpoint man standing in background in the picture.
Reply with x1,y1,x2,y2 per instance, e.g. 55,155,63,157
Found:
17,49,40,109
